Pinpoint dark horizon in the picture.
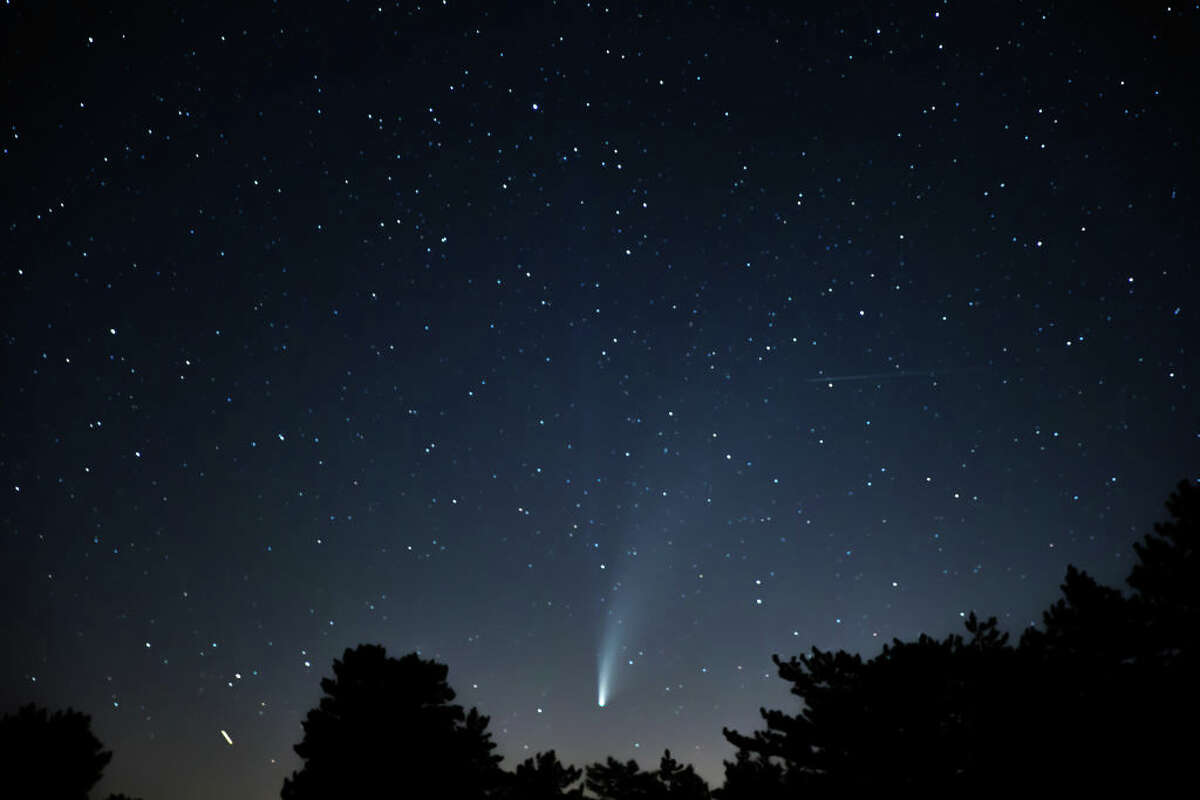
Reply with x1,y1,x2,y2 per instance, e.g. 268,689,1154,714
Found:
2,1,1197,798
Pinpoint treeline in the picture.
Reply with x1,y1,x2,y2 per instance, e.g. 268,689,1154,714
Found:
4,480,1196,798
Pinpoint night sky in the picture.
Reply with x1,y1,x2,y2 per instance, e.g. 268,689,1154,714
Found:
2,2,1198,798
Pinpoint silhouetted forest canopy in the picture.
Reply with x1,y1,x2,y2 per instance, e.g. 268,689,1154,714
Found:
717,478,1199,797
0,703,135,800
6,479,1196,798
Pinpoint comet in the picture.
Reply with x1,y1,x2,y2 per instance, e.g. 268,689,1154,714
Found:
597,644,614,707
220,729,234,745
596,560,648,708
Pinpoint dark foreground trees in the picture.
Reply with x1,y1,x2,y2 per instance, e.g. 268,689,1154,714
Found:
282,644,596,799
280,644,717,799
281,644,503,798
0,703,139,800
585,750,710,799
274,479,1195,797
720,614,1021,796
501,749,584,799
719,478,1200,797
1016,477,1200,790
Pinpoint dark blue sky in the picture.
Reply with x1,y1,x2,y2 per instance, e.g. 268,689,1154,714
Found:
2,2,1197,797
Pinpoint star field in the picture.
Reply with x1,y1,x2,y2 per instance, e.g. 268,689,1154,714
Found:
2,2,1197,798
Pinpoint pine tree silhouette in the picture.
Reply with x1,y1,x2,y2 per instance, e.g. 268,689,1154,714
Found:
585,757,659,800
1017,479,1199,791
281,644,502,798
0,703,112,800
718,479,1200,796
1128,478,1199,665
721,615,1014,794
502,750,584,799
655,750,710,799
585,751,710,800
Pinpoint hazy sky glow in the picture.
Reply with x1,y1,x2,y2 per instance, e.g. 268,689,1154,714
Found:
2,2,1197,798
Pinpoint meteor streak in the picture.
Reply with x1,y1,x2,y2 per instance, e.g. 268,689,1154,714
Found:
807,366,985,384
806,369,935,383
220,729,233,745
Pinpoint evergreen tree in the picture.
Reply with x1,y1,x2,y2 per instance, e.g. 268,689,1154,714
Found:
0,703,113,800
585,751,710,800
712,750,785,800
655,750,710,799
502,750,583,799
721,617,1013,794
718,479,1200,796
1128,478,1199,665
281,644,502,798
1015,480,1200,790
585,757,659,800
1126,478,1200,772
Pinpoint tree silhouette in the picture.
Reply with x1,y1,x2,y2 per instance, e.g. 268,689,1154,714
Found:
654,750,710,799
586,757,659,800
712,750,785,800
720,613,1016,795
1021,564,1137,658
281,644,503,798
585,751,710,800
501,750,583,799
1012,479,1200,791
719,479,1200,795
1128,478,1199,665
1125,478,1200,773
0,703,112,799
